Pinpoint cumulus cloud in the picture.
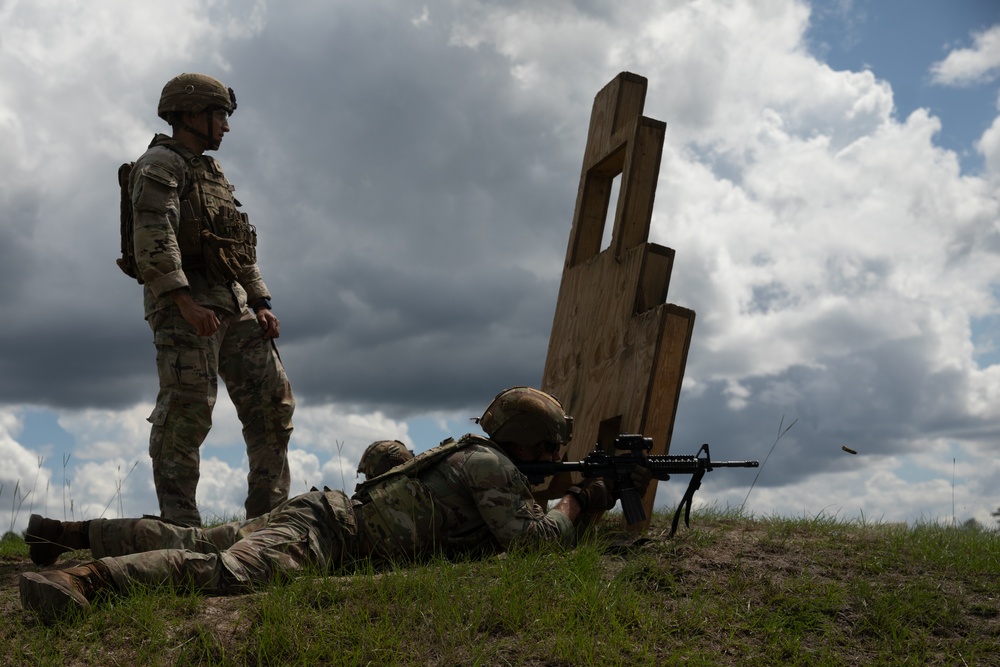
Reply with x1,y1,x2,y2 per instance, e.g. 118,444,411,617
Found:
930,24,1000,86
976,113,1000,175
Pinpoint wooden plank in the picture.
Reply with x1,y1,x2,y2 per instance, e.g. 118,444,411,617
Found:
614,117,666,257
635,243,673,313
582,72,648,168
631,305,696,528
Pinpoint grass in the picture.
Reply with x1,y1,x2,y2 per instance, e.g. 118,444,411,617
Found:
2,508,999,666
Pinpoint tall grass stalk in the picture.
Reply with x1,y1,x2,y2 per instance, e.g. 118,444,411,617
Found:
335,439,347,493
7,480,29,534
61,454,71,521
99,461,139,518
741,415,796,510
26,456,42,517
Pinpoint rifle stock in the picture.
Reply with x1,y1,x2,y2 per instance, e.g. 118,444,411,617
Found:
516,435,759,535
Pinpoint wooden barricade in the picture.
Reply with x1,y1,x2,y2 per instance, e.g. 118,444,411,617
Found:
538,72,696,528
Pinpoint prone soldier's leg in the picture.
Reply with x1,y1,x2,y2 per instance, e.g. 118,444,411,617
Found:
102,492,353,595
101,549,228,594
222,490,356,586
89,514,272,558
218,308,295,519
147,308,223,527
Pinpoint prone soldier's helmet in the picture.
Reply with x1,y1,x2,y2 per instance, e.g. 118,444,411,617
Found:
358,440,413,479
157,73,237,122
477,387,573,453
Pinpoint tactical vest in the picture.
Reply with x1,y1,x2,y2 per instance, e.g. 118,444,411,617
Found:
354,435,491,563
118,134,258,285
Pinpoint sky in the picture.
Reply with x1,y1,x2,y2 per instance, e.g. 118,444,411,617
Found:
1,0,999,533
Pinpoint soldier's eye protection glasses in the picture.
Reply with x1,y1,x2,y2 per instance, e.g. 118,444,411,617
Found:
209,108,231,122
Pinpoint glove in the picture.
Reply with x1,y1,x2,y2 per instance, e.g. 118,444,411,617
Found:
630,466,653,497
568,477,616,513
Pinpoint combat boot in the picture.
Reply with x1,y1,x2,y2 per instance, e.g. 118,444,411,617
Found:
24,514,90,565
19,561,113,623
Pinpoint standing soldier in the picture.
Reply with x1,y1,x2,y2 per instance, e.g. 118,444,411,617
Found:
125,72,295,526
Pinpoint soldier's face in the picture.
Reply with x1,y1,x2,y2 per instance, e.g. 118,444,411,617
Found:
205,108,230,150
509,442,562,463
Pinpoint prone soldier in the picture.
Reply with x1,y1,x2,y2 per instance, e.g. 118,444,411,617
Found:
20,387,648,622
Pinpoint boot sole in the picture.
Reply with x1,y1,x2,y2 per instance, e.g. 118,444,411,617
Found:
19,572,90,622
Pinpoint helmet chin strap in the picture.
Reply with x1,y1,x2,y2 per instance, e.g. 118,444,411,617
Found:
179,112,219,151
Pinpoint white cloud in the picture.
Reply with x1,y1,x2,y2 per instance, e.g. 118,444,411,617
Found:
0,0,264,80
194,456,249,523
976,112,1000,176
66,457,149,521
288,448,323,494
292,402,411,462
930,24,1000,87
0,409,52,533
56,404,152,461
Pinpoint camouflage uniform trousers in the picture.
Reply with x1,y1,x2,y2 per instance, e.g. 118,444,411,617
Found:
147,303,295,527
89,490,359,594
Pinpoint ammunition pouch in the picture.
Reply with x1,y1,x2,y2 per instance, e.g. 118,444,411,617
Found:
215,205,258,268
177,196,258,285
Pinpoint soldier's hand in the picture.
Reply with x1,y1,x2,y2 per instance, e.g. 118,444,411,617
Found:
256,308,280,339
631,466,653,497
568,478,616,513
174,291,220,336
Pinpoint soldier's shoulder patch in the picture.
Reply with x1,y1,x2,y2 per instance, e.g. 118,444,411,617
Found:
138,162,179,188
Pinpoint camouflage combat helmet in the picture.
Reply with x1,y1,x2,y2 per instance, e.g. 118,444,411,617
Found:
358,440,413,479
157,73,237,122
477,387,573,452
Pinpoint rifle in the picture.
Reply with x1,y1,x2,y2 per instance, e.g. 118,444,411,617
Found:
516,434,759,536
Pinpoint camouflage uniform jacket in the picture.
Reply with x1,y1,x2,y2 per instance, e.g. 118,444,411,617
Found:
130,134,270,318
356,434,575,563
